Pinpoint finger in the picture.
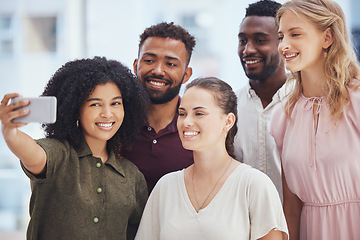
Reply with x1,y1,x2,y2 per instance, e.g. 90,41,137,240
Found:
1,107,30,125
1,93,20,106
9,108,30,123
9,99,30,111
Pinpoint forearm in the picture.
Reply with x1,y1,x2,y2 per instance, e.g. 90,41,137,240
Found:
284,202,302,240
1,93,47,174
282,170,303,240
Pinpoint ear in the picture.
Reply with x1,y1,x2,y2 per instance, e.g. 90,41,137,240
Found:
133,59,138,76
224,112,236,132
322,27,334,49
182,67,193,85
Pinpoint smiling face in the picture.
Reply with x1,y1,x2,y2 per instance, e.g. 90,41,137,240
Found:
177,87,233,152
134,37,192,104
79,82,124,147
238,16,282,81
278,11,327,73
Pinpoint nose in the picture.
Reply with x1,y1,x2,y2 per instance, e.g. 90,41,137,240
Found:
100,106,112,118
243,41,256,55
279,38,289,53
182,115,194,127
152,62,165,76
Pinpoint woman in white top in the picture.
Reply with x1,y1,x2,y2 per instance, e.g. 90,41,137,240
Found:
135,77,288,240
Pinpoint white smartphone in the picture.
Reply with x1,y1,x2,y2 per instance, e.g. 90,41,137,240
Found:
11,96,57,123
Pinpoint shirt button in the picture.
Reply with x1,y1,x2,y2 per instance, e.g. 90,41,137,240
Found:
93,217,99,223
96,162,101,168
147,127,152,131
153,139,157,144
97,187,102,193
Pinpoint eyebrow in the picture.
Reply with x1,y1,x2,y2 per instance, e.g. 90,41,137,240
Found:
278,27,303,34
178,106,206,111
143,52,181,62
86,96,122,102
238,32,270,37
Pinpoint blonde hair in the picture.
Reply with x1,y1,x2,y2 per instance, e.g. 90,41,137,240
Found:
277,0,360,119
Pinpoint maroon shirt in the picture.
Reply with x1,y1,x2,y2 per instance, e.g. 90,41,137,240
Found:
122,101,193,194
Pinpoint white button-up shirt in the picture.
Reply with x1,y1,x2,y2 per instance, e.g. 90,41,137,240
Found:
234,82,288,200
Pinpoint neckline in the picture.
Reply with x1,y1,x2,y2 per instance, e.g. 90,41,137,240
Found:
300,93,325,101
181,164,242,214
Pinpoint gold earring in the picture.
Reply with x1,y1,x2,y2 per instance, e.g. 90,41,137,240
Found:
76,119,79,128
324,50,328,58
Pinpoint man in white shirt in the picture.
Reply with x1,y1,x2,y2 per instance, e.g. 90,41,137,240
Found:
235,0,287,199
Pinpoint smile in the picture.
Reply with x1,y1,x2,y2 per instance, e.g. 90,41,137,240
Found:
245,59,261,64
284,53,299,59
96,122,114,128
183,131,199,137
149,81,166,86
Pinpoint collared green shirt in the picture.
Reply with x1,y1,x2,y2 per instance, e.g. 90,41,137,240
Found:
21,138,148,240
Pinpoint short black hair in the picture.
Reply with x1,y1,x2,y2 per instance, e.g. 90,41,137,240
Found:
245,0,282,17
138,22,196,65
41,56,149,156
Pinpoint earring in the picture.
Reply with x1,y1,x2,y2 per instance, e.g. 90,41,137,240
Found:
76,119,79,128
323,50,328,58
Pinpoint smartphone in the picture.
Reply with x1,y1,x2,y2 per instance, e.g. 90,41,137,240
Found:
11,96,57,123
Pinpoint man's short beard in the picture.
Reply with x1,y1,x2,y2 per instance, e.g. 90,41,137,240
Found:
144,75,185,105
246,57,280,81
148,82,182,104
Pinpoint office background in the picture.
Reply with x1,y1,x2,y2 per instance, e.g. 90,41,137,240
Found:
0,0,359,238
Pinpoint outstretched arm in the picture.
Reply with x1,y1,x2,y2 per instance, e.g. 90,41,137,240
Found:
0,93,47,175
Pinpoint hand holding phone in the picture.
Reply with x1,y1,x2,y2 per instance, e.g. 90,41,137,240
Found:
11,96,57,123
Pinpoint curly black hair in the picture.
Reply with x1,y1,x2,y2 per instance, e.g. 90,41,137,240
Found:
245,0,282,17
41,56,149,156
185,77,238,159
138,22,196,65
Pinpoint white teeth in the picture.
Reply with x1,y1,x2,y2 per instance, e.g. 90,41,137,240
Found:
285,53,297,58
97,123,112,128
184,131,198,136
245,60,260,64
149,81,165,86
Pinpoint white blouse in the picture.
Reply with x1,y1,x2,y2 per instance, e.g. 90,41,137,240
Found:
135,164,288,240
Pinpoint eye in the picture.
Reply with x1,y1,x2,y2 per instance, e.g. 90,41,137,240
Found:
143,59,154,64
292,33,300,37
278,35,284,41
178,112,186,117
112,101,122,106
195,112,204,116
238,39,247,45
167,62,176,67
256,39,268,44
90,103,100,107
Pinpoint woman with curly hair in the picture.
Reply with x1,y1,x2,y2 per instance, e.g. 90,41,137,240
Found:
270,0,360,239
0,56,149,240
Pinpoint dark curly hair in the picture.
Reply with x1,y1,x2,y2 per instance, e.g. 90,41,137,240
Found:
138,22,196,65
41,56,149,156
185,77,238,159
245,0,282,17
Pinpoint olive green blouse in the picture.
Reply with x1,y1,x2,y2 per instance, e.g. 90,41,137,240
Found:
21,138,148,240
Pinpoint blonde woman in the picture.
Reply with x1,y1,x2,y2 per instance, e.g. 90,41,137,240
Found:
270,0,360,239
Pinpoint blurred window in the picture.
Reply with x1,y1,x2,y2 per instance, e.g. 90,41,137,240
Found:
24,16,57,52
0,15,14,57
